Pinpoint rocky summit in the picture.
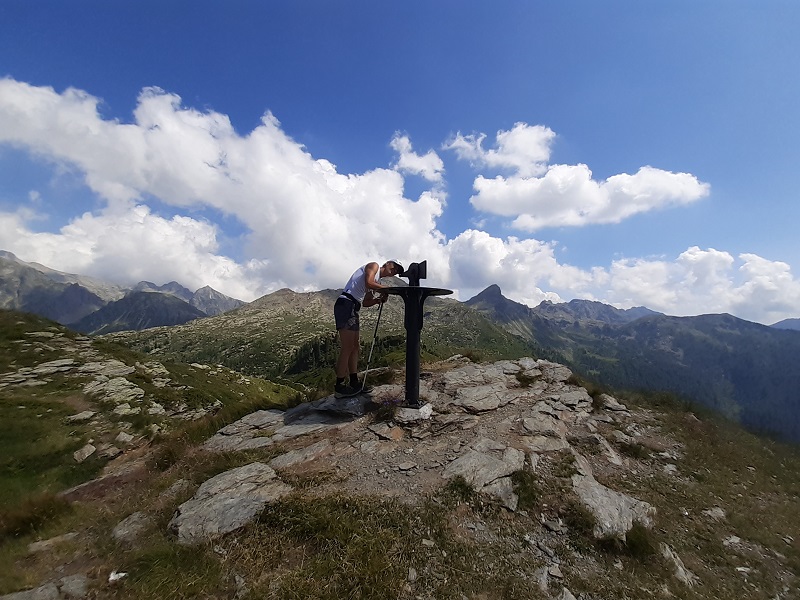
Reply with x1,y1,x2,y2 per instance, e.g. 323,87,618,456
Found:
188,357,654,544
3,345,799,599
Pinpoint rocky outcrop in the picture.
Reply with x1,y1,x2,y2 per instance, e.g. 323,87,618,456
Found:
0,575,89,599
571,473,655,540
168,463,292,545
7,349,698,597
189,357,657,553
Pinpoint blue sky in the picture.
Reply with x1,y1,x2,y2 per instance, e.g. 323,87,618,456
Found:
1,1,799,324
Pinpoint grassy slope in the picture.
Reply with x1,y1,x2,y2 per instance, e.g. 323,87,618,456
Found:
104,291,538,391
0,308,299,590
2,309,799,599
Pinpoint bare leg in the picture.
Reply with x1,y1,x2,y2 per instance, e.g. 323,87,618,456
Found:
336,329,359,379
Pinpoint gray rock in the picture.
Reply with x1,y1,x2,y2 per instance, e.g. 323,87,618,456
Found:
394,403,434,423
159,478,194,501
83,376,144,404
452,383,510,413
31,358,75,375
65,411,95,423
27,532,78,554
443,448,523,490
571,473,655,539
471,437,506,453
439,362,512,393
610,429,633,444
599,393,629,412
548,565,564,578
147,402,167,415
136,361,171,378
702,506,726,521
78,360,134,377
431,413,479,433
269,439,332,470
521,436,570,453
205,435,275,452
536,360,573,383
204,410,285,451
58,574,89,598
569,450,594,477
271,413,349,442
533,567,549,595
595,434,624,466
557,588,577,600
0,583,60,599
113,511,154,544
97,444,122,459
482,476,518,511
522,414,567,438
112,403,140,416
0,574,87,600
73,444,96,463
528,452,540,472
556,388,592,407
115,431,135,445
660,543,699,586
169,462,292,545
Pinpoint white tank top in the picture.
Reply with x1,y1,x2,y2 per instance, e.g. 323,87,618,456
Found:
342,263,380,303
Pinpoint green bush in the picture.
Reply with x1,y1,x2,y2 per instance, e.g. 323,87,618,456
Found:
510,470,539,511
0,492,71,541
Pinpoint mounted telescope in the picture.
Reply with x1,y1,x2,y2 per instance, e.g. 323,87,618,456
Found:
382,260,452,407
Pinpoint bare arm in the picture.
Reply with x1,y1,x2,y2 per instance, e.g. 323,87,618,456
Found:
363,262,386,291
362,262,388,307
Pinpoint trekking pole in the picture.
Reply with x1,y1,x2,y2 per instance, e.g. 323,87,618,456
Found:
361,300,383,391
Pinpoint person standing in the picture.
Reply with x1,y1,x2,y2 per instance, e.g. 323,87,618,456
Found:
333,259,404,397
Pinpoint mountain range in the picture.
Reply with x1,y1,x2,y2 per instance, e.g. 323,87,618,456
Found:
0,251,245,332
466,284,800,443
2,251,800,442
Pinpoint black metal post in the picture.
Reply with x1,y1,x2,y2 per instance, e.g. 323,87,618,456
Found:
384,262,451,407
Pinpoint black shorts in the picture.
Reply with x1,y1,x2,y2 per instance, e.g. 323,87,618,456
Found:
334,297,360,331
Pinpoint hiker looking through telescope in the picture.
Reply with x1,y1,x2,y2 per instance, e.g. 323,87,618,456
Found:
333,260,404,397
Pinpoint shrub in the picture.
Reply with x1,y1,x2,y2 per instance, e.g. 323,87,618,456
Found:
0,492,71,541
440,475,479,507
510,470,539,511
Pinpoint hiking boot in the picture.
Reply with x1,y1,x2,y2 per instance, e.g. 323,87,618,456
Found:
334,382,360,398
349,378,373,394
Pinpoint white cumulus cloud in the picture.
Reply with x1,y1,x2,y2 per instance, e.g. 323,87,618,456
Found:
0,78,447,300
446,122,710,231
444,122,555,177
390,133,445,183
0,78,798,325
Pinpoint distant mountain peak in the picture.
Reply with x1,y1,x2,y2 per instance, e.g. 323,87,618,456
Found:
468,284,504,302
772,318,800,331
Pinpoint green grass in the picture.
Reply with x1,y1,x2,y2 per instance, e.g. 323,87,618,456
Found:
0,492,72,540
112,537,228,599
510,469,540,512
603,389,800,599
0,393,103,509
0,310,301,555
4,308,800,599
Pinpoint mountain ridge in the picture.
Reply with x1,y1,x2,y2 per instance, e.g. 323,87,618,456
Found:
0,251,245,325
69,291,209,335
466,285,800,443
4,252,800,441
